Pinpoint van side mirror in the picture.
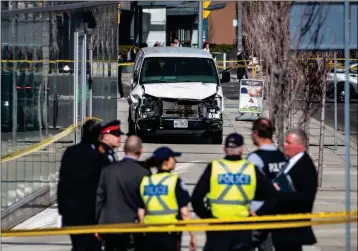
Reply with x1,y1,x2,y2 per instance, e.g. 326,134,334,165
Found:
220,72,230,83
133,70,139,82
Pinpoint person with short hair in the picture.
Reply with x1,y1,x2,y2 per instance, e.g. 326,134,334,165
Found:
271,128,318,251
247,118,288,251
96,135,150,251
192,133,279,251
138,147,196,251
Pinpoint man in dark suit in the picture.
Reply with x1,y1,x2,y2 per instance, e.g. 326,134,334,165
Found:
57,119,104,251
272,128,318,251
96,135,150,251
237,49,248,83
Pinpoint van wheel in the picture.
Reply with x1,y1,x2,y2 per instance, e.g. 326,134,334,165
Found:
211,129,223,144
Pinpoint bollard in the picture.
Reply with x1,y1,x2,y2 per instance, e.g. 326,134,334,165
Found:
252,64,257,78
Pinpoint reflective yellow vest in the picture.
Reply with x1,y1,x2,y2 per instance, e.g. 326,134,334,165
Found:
206,158,257,219
140,172,179,224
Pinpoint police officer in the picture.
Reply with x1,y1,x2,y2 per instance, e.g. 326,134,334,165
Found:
97,120,123,163
57,119,105,251
138,147,197,251
247,118,288,251
192,133,279,251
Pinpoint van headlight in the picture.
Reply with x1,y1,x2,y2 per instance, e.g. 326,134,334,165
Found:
204,95,221,112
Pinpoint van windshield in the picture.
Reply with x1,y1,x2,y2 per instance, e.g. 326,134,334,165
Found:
140,57,219,84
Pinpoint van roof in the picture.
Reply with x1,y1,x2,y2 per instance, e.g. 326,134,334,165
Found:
141,47,213,59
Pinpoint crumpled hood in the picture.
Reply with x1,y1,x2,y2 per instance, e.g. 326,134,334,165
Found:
143,82,218,100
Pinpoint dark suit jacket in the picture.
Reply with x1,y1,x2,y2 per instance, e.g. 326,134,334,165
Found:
57,143,108,226
96,157,150,224
271,152,318,246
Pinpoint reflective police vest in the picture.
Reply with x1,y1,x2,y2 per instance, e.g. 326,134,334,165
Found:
207,159,256,218
140,172,179,224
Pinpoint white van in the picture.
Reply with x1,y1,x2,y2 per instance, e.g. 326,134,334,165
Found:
127,47,231,144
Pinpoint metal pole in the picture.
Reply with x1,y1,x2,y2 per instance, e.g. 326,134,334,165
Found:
344,2,351,251
237,1,242,51
223,53,227,70
81,34,87,123
11,16,18,143
73,32,79,144
334,53,338,152
89,35,93,118
198,1,203,49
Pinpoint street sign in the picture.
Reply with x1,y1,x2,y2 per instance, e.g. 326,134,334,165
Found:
236,79,264,121
203,1,211,19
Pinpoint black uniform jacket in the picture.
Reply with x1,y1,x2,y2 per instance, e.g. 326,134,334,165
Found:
57,142,112,226
271,152,318,246
96,157,151,224
192,155,279,219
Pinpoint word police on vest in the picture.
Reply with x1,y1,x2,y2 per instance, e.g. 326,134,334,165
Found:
144,184,169,196
218,173,251,185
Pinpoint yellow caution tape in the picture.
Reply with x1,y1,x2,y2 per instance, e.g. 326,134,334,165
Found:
2,58,356,64
1,117,103,164
2,214,356,237
215,58,357,63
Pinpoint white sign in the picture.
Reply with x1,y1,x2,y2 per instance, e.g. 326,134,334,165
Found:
232,19,238,27
238,79,264,114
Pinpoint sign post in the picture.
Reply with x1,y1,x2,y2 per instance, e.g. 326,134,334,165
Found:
235,79,264,121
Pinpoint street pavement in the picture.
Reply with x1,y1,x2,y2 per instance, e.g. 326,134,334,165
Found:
1,74,357,251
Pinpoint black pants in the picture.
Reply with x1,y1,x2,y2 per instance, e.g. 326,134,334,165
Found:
70,234,102,251
250,231,273,251
204,230,252,251
144,232,181,251
117,71,124,97
104,233,145,251
103,234,131,251
237,69,248,83
274,245,302,251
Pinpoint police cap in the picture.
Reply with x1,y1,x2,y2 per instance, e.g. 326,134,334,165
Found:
101,120,125,136
224,133,244,148
151,146,182,161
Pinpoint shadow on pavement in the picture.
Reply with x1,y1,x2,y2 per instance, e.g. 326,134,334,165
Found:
139,134,213,145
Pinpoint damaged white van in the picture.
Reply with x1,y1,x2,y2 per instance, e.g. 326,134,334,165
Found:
127,47,231,144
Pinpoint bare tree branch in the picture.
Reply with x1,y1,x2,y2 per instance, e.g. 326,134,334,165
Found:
242,2,331,149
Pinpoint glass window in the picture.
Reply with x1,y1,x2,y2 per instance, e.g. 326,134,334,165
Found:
140,57,219,84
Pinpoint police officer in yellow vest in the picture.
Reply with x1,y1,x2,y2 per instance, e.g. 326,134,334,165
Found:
192,133,279,251
138,146,197,251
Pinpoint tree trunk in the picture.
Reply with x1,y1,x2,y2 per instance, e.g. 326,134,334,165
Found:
318,59,328,187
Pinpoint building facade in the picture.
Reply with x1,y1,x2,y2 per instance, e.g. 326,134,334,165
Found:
207,2,237,45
